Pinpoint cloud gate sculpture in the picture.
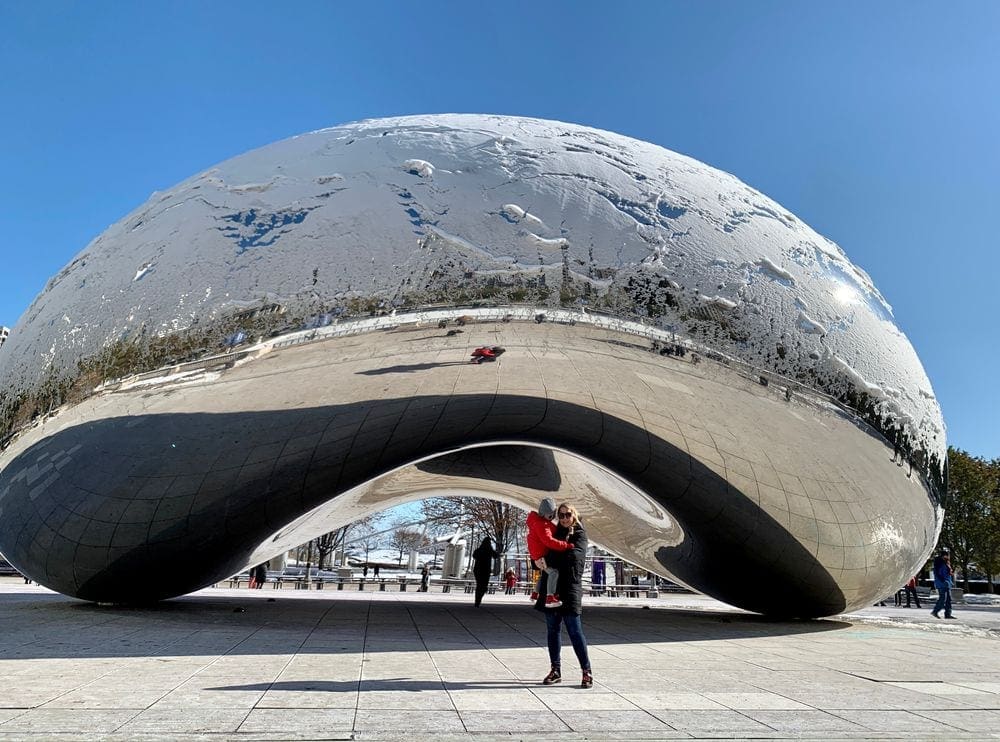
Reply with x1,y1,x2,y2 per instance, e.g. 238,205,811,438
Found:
0,114,945,617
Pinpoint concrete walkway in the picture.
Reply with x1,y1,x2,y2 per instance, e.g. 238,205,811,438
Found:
0,578,998,741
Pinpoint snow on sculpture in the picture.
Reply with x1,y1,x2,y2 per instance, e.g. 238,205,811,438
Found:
0,115,944,616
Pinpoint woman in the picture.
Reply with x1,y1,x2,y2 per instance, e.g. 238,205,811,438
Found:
534,502,593,688
471,536,498,607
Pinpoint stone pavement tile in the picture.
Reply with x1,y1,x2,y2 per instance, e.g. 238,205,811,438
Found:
831,709,962,733
555,709,683,734
354,709,465,733
740,658,820,671
649,708,774,735
40,688,166,709
793,685,983,711
149,686,265,709
448,689,544,711
458,710,571,733
742,709,867,733
360,671,444,685
258,689,358,708
911,708,1000,732
0,709,137,734
114,707,248,734
535,691,638,711
627,692,728,709
704,691,812,710
278,664,362,682
357,689,454,710
238,707,354,734
657,669,763,693
0,712,22,725
950,681,1000,693
0,691,78,709
886,680,1000,705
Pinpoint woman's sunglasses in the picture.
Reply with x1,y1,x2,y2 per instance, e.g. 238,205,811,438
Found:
557,511,573,519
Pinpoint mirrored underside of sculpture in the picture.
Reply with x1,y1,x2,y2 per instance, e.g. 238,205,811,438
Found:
0,115,944,617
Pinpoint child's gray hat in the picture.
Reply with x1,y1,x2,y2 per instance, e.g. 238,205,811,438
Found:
538,497,557,519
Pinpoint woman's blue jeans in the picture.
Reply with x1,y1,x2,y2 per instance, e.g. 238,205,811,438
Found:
546,611,591,672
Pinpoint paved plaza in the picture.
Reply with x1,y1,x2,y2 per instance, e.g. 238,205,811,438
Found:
0,578,999,740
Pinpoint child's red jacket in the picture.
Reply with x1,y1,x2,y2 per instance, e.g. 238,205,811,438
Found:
526,511,571,561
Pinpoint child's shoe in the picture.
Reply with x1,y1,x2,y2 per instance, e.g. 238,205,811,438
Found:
545,594,562,608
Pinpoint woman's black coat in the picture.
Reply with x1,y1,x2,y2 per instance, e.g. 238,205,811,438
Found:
534,522,588,616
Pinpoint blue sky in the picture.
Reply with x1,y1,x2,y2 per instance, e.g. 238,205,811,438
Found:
1,2,997,458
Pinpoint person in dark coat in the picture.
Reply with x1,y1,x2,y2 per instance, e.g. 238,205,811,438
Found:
534,502,593,688
472,536,498,607
253,563,268,589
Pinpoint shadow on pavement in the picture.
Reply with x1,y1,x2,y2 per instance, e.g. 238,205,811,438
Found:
0,591,853,662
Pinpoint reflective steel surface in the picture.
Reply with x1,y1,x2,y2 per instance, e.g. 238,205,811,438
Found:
0,314,937,616
0,116,944,616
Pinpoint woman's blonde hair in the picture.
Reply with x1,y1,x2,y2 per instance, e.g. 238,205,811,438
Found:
556,502,579,532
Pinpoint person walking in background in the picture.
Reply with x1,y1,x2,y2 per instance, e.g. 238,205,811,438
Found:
472,536,498,607
526,497,573,608
253,562,267,589
932,549,955,619
373,564,380,578
420,563,430,592
536,502,593,689
504,568,518,594
904,575,922,608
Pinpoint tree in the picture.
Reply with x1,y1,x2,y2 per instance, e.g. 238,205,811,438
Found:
974,459,1000,593
420,496,527,559
388,520,425,564
313,531,339,570
941,448,996,591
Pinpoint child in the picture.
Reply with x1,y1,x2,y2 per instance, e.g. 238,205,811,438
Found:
526,497,572,608
504,568,518,594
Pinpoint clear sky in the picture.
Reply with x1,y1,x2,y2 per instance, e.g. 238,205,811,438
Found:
1,2,997,458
